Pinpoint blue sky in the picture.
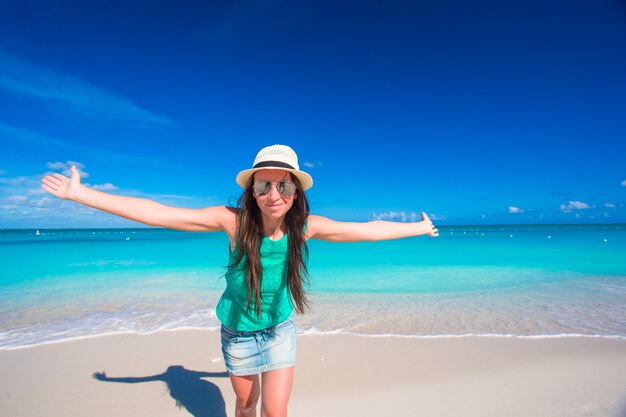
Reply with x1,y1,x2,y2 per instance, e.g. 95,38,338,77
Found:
1,0,625,228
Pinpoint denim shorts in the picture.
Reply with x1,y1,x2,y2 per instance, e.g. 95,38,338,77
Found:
220,315,297,376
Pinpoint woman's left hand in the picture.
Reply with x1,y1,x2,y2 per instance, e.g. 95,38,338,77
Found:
421,212,439,237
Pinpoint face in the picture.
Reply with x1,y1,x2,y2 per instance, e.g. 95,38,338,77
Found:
252,169,298,220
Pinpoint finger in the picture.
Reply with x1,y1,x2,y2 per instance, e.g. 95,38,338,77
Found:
43,176,62,187
70,165,79,176
41,177,63,188
42,177,60,189
52,173,68,182
41,183,56,194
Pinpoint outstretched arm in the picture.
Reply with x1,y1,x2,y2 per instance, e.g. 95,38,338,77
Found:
41,165,237,233
93,371,162,383
307,213,439,242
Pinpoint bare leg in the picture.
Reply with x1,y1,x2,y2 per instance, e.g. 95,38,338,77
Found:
260,367,294,417
229,373,261,417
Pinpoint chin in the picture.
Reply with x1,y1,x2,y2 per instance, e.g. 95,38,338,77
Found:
263,205,291,217
266,209,287,218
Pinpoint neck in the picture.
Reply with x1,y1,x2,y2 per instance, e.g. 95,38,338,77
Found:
260,215,286,239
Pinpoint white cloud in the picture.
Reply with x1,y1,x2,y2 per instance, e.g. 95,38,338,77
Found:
370,211,421,222
603,212,610,217
621,180,626,186
45,161,89,179
26,188,46,196
0,49,170,126
0,164,93,225
508,206,524,214
0,176,28,186
429,213,447,221
92,183,119,192
154,193,199,200
303,161,322,169
0,162,220,228
605,203,615,208
29,196,54,208
5,195,28,204
0,171,68,215
45,162,67,170
559,200,591,212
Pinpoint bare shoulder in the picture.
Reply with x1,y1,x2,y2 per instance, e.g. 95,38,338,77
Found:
194,205,238,235
306,214,321,236
306,215,337,239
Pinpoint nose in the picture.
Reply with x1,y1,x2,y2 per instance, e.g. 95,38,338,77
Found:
266,183,281,199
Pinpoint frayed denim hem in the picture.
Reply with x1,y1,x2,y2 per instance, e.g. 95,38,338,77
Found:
226,361,295,376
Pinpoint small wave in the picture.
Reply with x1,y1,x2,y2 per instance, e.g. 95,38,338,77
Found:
0,306,222,350
0,325,224,351
3,327,625,351
296,328,626,340
67,259,157,267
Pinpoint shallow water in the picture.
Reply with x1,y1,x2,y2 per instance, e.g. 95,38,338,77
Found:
1,225,624,349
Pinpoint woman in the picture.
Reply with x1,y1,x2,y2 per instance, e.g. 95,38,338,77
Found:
41,144,438,417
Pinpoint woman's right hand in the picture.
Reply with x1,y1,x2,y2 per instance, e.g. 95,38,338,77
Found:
41,165,83,201
40,165,236,233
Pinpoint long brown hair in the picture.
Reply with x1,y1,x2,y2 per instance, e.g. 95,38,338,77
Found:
230,174,311,317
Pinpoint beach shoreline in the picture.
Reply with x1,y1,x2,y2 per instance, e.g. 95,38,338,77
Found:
2,330,625,417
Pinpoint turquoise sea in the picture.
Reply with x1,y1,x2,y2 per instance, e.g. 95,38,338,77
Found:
1,224,625,349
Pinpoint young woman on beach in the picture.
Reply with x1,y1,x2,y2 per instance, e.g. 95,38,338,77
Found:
41,144,439,417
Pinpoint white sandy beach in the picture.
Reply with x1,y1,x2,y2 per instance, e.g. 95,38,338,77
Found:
1,330,625,417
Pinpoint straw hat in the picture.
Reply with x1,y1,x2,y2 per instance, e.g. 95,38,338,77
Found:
236,144,313,190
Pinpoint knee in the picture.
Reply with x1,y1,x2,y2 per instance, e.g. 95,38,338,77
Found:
235,398,258,417
236,393,260,416
261,402,288,417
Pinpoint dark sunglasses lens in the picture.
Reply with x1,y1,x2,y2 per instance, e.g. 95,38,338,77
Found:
253,181,271,195
279,181,296,196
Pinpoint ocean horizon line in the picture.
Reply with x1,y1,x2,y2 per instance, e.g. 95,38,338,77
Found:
2,222,626,231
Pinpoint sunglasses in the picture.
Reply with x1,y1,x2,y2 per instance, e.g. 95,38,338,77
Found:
253,180,297,197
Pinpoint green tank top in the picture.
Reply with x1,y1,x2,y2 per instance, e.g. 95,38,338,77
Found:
216,227,303,331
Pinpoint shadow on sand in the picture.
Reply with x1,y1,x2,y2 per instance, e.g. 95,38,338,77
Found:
93,365,229,417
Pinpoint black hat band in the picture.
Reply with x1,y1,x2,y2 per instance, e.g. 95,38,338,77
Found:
252,161,296,170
